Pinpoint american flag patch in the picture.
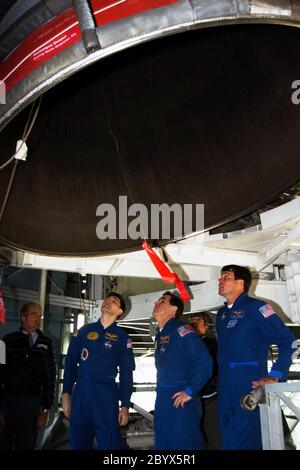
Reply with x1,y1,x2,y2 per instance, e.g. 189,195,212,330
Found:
127,338,133,349
178,325,194,337
259,304,275,318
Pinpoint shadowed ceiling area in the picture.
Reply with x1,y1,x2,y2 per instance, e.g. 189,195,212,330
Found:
0,24,300,255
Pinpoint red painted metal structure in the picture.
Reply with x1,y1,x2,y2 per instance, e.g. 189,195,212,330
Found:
0,0,177,92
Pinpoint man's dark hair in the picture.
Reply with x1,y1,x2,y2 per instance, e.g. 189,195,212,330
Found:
20,302,41,317
190,311,210,326
106,291,126,313
221,265,252,293
163,291,184,317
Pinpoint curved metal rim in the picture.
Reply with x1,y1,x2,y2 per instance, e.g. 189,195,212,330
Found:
1,176,300,257
0,15,300,132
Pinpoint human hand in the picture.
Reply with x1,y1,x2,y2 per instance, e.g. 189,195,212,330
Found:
252,376,279,389
37,409,50,429
119,407,129,426
172,391,192,408
62,393,71,418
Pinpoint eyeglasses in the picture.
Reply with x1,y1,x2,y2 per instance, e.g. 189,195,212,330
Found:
24,313,44,319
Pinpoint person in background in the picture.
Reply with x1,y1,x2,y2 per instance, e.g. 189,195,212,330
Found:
0,303,56,449
153,291,212,450
217,264,296,450
62,292,135,450
189,312,220,450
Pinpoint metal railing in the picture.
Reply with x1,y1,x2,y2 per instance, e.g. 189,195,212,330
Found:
242,381,300,449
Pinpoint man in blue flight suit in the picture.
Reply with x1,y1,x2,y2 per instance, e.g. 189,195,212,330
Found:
216,265,296,450
153,291,212,450
62,292,135,450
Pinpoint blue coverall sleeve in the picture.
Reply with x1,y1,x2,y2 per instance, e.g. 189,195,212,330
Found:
181,333,213,397
254,305,296,380
118,335,135,407
62,333,81,394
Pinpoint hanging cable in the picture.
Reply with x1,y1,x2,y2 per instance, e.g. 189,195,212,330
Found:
0,95,42,171
0,151,17,172
0,96,42,224
0,159,18,224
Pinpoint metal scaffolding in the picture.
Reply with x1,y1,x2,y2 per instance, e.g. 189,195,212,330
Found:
259,382,300,450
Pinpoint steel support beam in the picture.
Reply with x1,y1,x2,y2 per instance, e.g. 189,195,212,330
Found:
1,285,95,310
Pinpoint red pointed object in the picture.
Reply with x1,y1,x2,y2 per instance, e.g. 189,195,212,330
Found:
142,240,190,302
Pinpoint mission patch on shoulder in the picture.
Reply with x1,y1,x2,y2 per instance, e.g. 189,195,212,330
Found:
87,331,99,340
259,304,275,318
178,325,194,337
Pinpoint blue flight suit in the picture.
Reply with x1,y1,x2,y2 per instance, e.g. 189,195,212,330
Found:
216,292,296,450
154,318,213,450
63,320,135,450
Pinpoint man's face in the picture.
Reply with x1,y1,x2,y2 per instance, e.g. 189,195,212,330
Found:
21,304,43,332
153,294,176,323
190,316,207,336
101,295,123,318
218,270,244,299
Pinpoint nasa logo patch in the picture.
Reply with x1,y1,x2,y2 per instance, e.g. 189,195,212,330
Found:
226,319,238,328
